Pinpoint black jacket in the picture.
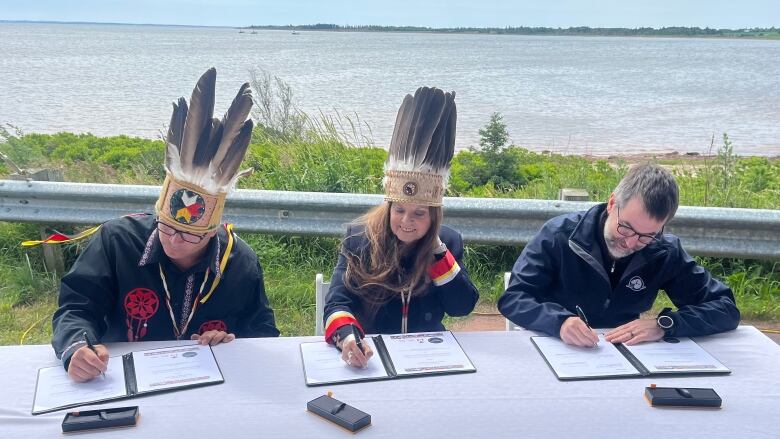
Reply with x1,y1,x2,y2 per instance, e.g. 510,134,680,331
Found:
498,203,740,337
52,214,279,368
323,224,479,340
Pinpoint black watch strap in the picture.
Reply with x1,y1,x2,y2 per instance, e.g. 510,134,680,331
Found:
657,307,675,335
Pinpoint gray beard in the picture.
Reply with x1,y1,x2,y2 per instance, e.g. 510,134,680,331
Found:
603,227,637,260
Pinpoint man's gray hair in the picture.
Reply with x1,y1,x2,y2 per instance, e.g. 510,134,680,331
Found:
613,163,679,222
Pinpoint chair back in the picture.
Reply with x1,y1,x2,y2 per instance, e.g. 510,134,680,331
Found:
315,273,330,336
504,272,518,331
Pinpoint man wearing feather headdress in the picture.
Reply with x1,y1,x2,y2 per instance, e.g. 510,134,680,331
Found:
322,87,479,368
51,68,279,382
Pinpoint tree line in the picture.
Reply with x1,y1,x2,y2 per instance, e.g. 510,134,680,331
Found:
245,24,780,38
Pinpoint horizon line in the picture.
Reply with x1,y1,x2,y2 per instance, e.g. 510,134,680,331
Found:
2,20,777,31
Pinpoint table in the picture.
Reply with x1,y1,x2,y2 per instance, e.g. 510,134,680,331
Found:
1,326,778,438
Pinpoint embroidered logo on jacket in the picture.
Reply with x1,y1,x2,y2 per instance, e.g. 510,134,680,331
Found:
124,288,160,341
626,276,647,292
199,320,228,334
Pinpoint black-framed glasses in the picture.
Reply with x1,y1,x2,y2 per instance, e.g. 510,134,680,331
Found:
615,206,663,245
156,221,207,244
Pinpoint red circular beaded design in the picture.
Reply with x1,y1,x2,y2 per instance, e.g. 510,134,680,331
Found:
124,288,160,341
199,320,228,334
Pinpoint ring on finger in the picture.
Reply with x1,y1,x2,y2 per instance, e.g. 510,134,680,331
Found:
348,351,354,359
629,331,634,338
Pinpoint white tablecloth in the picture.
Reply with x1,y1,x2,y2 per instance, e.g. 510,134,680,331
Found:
1,326,777,438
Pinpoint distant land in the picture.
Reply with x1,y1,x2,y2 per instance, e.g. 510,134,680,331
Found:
3,21,778,39
245,24,780,39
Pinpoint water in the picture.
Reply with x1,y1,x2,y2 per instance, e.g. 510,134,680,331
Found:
1,22,779,156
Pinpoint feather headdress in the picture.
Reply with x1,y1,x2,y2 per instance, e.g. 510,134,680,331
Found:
383,87,456,207
155,68,254,233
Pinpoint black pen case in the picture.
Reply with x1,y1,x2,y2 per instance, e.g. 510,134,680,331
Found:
645,386,722,408
307,395,371,432
62,406,139,432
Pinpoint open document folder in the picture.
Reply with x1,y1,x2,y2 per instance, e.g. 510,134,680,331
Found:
32,344,224,415
300,331,476,386
531,334,730,381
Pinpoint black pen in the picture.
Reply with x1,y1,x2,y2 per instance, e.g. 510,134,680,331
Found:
574,305,592,330
83,331,106,379
351,325,365,354
575,305,598,347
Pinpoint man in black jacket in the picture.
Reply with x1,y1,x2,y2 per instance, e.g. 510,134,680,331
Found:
52,69,279,382
499,164,739,347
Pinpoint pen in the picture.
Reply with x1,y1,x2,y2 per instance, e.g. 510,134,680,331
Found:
83,331,106,379
351,325,365,354
574,305,592,330
575,305,598,347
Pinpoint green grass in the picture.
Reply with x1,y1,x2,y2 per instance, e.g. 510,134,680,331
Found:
264,267,318,336
0,261,59,345
0,295,56,345
1,130,779,345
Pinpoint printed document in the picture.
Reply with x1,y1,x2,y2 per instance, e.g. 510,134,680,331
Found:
532,334,641,379
622,337,730,374
381,331,476,376
32,344,223,414
33,358,127,415
300,338,389,385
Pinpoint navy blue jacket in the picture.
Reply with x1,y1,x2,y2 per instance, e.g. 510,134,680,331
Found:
323,224,479,338
498,203,740,337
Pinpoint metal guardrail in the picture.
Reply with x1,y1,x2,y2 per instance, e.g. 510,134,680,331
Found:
1,180,780,259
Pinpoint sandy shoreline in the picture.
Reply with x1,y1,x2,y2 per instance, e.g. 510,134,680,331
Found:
547,150,780,161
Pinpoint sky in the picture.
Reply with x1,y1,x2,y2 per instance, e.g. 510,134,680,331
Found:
2,0,778,29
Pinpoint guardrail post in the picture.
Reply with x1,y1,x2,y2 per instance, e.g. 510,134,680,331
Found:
559,188,589,201
10,169,66,276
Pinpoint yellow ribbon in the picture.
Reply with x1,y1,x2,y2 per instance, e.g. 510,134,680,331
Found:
200,223,234,304
21,226,102,247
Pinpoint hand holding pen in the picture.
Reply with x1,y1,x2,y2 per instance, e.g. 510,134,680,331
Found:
67,332,109,383
83,332,106,379
341,325,373,369
559,306,599,348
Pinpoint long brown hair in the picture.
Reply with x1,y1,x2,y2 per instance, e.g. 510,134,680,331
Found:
343,202,443,320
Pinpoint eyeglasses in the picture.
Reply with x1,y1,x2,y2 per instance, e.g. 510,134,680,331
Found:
156,221,207,244
615,206,663,245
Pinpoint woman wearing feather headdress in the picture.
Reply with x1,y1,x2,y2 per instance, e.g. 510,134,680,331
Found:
50,69,279,382
323,87,479,368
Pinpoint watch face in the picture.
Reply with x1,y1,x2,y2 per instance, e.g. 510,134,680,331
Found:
658,315,674,329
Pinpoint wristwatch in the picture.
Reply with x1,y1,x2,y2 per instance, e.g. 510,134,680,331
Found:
656,307,675,336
